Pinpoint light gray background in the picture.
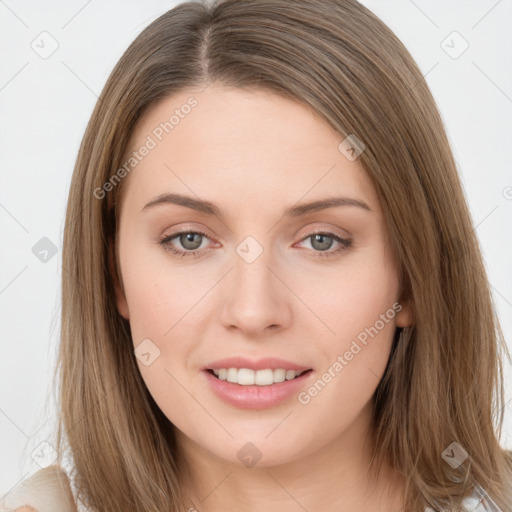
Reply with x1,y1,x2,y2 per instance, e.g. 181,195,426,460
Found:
1,0,511,497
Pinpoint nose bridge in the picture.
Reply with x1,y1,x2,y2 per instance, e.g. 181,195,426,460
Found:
234,244,274,298
220,235,291,333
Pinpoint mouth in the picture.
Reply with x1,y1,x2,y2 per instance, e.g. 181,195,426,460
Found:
201,357,314,409
202,365,314,410
206,367,313,386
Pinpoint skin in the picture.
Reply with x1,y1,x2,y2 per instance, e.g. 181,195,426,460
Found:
112,83,414,511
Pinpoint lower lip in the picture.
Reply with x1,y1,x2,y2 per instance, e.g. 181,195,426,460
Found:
202,369,314,409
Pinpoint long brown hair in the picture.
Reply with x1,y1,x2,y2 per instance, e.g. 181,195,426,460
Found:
54,0,512,510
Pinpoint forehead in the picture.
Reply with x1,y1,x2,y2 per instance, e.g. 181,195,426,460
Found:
119,84,380,217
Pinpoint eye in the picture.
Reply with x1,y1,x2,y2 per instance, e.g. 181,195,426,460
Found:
295,231,352,258
158,229,212,259
158,229,352,260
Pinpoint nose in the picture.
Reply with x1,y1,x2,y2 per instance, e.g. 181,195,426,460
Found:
219,246,292,338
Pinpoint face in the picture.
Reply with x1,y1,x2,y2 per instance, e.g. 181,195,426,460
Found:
112,83,412,469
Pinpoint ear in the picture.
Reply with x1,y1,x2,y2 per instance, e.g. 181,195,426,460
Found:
395,298,414,328
108,240,130,320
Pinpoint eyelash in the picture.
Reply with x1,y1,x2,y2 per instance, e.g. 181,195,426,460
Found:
158,229,352,260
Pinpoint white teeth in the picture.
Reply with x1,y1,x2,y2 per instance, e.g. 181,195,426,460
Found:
254,369,274,386
285,369,296,380
226,368,238,383
238,368,255,385
212,367,307,386
273,368,286,383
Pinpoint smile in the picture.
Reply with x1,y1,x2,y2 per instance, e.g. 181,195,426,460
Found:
209,368,310,386
203,368,314,410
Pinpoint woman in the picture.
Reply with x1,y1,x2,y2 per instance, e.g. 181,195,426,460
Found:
2,0,511,510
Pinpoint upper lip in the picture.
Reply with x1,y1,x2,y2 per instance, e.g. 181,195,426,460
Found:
203,357,312,372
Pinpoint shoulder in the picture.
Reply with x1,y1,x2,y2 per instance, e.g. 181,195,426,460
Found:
425,483,503,511
0,465,77,512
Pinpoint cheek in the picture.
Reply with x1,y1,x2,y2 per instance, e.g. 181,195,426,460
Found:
304,248,399,342
126,282,181,339
119,244,209,397
123,267,198,421
300,248,399,400
119,238,206,341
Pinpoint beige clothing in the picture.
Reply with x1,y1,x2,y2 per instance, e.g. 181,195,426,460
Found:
0,465,501,511
0,466,76,512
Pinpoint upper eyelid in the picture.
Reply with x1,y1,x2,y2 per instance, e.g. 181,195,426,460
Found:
164,221,349,237
296,226,350,239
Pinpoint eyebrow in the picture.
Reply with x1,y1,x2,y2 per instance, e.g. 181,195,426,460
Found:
141,192,372,217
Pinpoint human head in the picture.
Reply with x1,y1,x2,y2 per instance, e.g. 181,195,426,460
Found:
57,1,512,511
